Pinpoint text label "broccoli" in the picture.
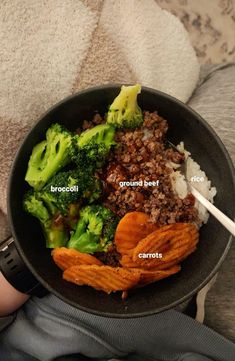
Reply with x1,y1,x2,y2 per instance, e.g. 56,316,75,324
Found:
50,186,79,193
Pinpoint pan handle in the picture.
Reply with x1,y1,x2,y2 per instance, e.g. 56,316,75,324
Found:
0,237,48,297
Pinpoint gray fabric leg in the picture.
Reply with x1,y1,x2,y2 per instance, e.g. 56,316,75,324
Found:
1,294,235,361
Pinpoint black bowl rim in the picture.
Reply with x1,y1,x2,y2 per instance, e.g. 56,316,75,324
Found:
7,84,235,318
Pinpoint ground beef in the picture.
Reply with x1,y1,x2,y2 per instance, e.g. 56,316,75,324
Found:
76,112,104,134
75,111,198,229
95,245,121,267
103,111,199,226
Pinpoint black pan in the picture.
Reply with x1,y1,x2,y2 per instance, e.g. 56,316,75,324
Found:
7,85,235,317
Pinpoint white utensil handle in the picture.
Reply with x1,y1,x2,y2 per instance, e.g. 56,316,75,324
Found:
191,186,235,237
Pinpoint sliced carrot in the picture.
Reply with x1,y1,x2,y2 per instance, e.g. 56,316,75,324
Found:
52,247,103,271
130,265,181,287
63,265,140,294
115,212,158,256
132,223,199,269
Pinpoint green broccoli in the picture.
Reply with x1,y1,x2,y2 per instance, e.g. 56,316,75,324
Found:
72,124,115,171
65,203,80,230
67,205,119,253
23,190,69,248
40,169,102,215
106,84,143,129
25,123,73,190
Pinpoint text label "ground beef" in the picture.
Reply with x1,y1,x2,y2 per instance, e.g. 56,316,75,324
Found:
119,180,160,187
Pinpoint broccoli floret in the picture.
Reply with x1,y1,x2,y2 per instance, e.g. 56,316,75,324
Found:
106,84,143,129
40,169,102,215
25,123,73,190
23,190,69,248
72,124,115,171
24,189,50,223
37,191,59,216
67,205,119,253
77,124,115,147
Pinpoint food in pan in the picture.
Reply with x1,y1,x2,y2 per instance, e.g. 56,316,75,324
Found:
23,84,216,296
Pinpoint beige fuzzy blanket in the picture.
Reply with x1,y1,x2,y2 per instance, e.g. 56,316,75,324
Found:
0,0,199,228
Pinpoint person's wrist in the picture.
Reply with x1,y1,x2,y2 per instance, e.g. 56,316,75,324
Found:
0,271,29,317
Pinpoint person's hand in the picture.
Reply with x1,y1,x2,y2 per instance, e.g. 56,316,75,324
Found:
0,272,29,317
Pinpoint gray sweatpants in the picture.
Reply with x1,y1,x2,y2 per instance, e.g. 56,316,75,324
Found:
0,63,235,361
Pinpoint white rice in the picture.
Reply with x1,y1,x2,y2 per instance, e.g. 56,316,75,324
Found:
170,142,217,225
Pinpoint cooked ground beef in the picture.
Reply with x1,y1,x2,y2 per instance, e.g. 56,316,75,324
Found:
95,245,121,267
76,111,198,233
76,112,104,134
102,111,199,226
